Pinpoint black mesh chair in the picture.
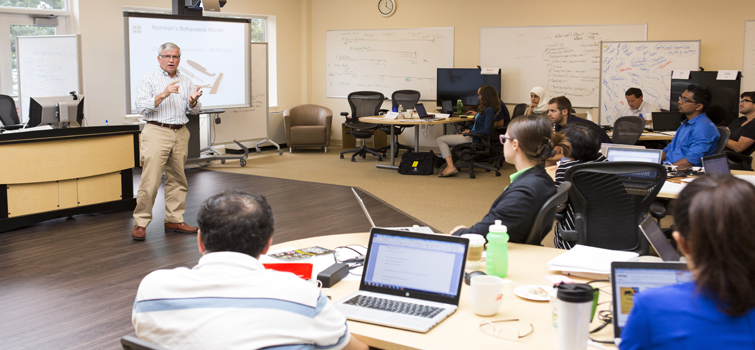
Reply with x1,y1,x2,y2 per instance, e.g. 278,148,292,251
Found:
0,94,24,130
512,103,527,119
715,126,730,154
525,181,572,245
340,91,385,162
451,126,502,179
558,162,667,255
611,116,645,145
376,90,421,157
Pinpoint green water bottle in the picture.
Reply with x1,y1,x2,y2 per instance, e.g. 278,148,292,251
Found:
457,99,463,114
486,220,509,278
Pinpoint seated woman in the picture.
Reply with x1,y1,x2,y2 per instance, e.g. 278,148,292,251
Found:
524,86,549,118
725,91,755,169
437,85,500,177
620,174,755,350
552,124,607,249
450,115,571,243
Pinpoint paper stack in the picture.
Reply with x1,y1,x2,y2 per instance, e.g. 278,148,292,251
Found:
547,245,639,278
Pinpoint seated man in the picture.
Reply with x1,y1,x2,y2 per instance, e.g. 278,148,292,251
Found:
662,84,720,168
724,91,755,169
132,190,368,350
549,96,612,144
616,87,660,125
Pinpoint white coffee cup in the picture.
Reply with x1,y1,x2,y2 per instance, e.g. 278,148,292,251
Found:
471,275,514,316
461,234,486,270
405,109,414,118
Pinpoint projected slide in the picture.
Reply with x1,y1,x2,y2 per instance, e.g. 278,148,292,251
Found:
125,14,250,112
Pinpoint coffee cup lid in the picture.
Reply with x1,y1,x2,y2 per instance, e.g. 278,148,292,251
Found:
556,283,594,303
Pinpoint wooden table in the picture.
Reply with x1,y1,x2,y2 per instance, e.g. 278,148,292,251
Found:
607,131,674,141
359,116,469,170
657,169,753,199
271,233,616,349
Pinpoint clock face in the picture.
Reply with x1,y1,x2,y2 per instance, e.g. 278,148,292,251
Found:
378,0,395,17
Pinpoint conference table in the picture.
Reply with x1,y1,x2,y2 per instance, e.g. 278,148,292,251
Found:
359,116,469,170
270,232,617,349
606,131,674,141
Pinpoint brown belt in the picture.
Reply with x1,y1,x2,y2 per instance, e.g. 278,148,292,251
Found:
147,121,184,130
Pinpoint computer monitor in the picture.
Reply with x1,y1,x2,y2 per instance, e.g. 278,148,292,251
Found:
436,68,501,106
28,95,85,128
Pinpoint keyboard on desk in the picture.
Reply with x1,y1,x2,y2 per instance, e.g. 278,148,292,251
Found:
343,295,443,318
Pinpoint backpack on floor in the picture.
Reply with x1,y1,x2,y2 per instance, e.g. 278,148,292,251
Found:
398,150,438,175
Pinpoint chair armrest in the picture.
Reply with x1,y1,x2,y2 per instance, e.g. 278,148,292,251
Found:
649,201,666,220
725,150,752,163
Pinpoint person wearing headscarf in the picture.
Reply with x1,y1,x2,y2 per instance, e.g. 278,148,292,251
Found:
525,86,549,117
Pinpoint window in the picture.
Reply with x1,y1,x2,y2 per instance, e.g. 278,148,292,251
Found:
250,17,264,42
10,24,55,95
0,0,65,10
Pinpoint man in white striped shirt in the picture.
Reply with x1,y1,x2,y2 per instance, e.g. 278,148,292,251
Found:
132,42,203,241
133,190,368,350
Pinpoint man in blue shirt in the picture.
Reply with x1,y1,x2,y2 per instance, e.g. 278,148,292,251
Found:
662,84,720,167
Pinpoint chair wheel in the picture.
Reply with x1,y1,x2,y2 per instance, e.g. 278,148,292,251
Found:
470,173,476,179
361,154,366,159
221,159,225,164
351,158,356,162
485,169,490,172
495,172,501,176
378,156,383,161
240,160,246,167
340,154,344,159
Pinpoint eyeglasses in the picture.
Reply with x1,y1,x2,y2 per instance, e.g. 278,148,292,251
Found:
499,134,515,144
740,99,754,104
159,55,181,60
678,96,697,104
479,319,534,341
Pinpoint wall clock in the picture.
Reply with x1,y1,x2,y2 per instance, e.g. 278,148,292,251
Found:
378,0,396,17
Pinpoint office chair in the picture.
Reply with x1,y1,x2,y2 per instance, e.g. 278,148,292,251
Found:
558,162,667,255
0,94,24,130
714,126,730,154
451,126,502,179
121,336,169,350
512,103,527,119
376,90,420,157
340,91,385,162
524,181,572,246
611,116,645,145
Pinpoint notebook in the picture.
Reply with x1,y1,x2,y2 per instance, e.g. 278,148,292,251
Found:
638,216,680,262
652,112,683,132
334,228,469,333
702,153,730,174
611,261,693,344
414,103,434,118
605,147,663,163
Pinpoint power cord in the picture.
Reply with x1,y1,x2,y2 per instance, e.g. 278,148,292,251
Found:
333,245,366,275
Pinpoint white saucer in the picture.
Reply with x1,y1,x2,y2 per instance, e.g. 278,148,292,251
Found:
514,285,551,301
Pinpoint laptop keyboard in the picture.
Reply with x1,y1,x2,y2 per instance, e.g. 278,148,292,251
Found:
343,295,443,318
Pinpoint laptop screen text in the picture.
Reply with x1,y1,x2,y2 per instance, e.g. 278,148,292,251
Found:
363,233,465,298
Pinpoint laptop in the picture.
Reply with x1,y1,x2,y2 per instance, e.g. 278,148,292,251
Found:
335,228,469,333
702,153,730,174
352,188,376,228
605,147,663,163
599,143,644,157
441,100,459,116
611,261,693,345
638,216,680,262
652,112,683,132
414,103,434,119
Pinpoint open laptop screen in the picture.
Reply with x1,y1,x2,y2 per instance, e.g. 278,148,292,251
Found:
611,262,693,340
702,153,730,174
362,231,467,301
606,147,663,163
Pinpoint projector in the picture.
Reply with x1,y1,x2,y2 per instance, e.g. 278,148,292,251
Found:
185,0,226,12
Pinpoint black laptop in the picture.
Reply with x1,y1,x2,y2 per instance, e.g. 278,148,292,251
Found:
414,103,434,119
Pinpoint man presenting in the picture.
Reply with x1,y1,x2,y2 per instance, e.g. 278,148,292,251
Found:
132,42,203,241
662,84,719,168
616,87,660,125
132,190,368,350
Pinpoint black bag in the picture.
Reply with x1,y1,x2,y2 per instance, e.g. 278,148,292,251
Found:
398,150,438,175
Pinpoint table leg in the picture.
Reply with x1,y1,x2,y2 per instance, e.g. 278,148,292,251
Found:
414,125,420,152
376,125,398,170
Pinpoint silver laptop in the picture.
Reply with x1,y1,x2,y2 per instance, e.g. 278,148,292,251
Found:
606,147,663,163
335,228,469,333
611,261,692,345
599,143,644,156
639,216,680,262
702,153,730,174
352,188,376,228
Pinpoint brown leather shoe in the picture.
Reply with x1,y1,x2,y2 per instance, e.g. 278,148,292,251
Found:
165,222,198,234
132,226,146,241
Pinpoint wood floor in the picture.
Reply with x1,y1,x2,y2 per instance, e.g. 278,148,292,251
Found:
0,169,430,349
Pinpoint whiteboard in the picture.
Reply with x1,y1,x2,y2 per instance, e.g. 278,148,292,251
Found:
480,24,646,107
326,28,454,99
600,41,700,125
742,20,755,92
213,42,268,143
17,35,82,121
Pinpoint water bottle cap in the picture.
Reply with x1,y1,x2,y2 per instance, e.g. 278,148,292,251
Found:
489,220,507,233
556,283,594,303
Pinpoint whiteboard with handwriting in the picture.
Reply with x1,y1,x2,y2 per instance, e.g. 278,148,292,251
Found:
742,21,755,92
213,42,268,143
480,24,646,107
600,41,700,125
17,35,82,121
326,28,454,99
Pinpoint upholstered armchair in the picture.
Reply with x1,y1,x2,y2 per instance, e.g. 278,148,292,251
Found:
283,104,333,153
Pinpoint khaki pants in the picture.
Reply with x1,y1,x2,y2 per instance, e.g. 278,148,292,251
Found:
133,123,190,228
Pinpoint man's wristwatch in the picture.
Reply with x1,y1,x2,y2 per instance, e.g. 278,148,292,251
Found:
189,99,197,108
